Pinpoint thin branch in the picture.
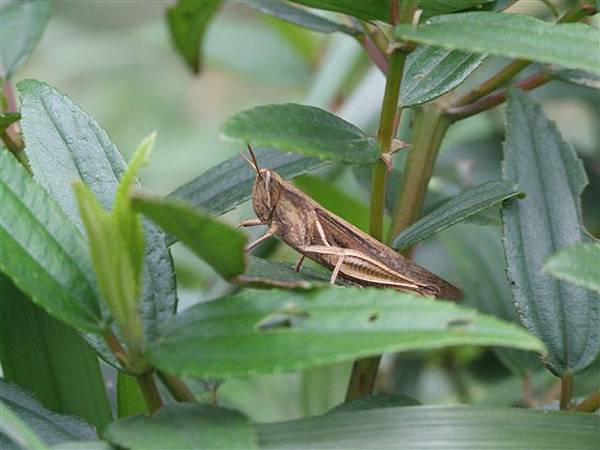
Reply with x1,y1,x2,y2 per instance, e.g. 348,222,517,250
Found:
136,372,163,414
158,371,197,402
445,70,551,121
571,387,600,413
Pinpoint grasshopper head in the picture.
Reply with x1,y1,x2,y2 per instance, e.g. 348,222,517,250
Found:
252,168,282,223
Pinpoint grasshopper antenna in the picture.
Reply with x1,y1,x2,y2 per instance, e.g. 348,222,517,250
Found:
246,144,263,180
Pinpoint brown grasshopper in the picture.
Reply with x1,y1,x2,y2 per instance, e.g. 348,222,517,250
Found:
239,146,461,300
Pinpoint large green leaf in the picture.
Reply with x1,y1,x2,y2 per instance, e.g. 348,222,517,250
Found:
246,1,359,36
168,147,328,223
146,288,543,378
0,276,112,430
289,0,492,23
0,0,51,78
441,225,541,374
502,89,599,375
166,0,221,74
18,79,177,344
132,195,246,280
221,104,379,164
0,151,103,333
393,181,520,250
105,404,257,450
401,46,486,107
258,405,600,449
396,12,600,73
544,242,600,294
0,380,96,450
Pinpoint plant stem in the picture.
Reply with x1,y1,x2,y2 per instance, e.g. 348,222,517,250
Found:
388,104,450,243
103,329,129,368
158,371,196,402
559,373,573,410
571,387,600,413
345,357,381,401
559,0,598,23
369,50,407,240
136,372,163,414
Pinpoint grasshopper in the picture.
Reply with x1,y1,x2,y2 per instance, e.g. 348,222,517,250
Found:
239,146,461,300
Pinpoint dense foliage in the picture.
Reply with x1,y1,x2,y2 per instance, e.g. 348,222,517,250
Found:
1,1,599,449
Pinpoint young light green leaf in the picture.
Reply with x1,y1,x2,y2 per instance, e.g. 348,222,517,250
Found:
0,151,103,333
117,372,148,418
0,0,52,78
396,12,600,73
258,405,600,449
0,276,112,430
146,288,544,378
0,380,96,449
549,66,600,90
221,104,379,164
246,0,360,36
441,225,541,375
393,181,521,250
18,79,177,346
502,88,599,375
544,242,600,294
0,401,48,450
401,46,486,107
169,147,328,222
166,0,221,74
106,404,257,450
132,195,246,280
74,181,144,347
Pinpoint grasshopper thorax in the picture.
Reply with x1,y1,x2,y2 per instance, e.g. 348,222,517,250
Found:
252,168,282,223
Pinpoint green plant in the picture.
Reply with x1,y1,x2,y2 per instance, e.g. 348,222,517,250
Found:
1,0,599,448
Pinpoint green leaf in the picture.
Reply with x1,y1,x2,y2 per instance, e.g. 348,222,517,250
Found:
168,147,328,223
0,275,112,430
1,400,48,450
0,380,96,449
396,12,600,73
74,181,144,348
246,0,360,36
132,195,246,280
0,0,51,78
166,0,221,74
50,442,112,450
105,404,257,450
293,175,370,232
393,181,521,250
549,66,600,90
0,112,20,130
502,88,599,375
18,79,177,345
236,256,331,290
257,405,600,449
289,1,492,23
117,372,148,418
289,0,390,22
440,225,541,374
401,46,486,107
0,151,103,333
544,242,600,294
146,288,544,378
221,104,379,164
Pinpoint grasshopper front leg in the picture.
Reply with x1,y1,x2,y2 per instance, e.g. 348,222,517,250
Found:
245,224,278,252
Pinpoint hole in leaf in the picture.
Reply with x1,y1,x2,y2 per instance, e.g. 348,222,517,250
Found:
446,318,473,329
368,313,379,323
256,311,310,330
